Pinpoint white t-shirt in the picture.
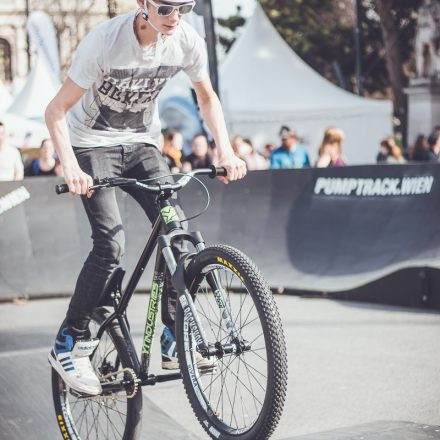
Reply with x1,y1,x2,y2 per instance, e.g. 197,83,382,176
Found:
67,11,208,148
0,146,24,181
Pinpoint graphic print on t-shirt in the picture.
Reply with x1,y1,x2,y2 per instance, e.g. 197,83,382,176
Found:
84,65,181,133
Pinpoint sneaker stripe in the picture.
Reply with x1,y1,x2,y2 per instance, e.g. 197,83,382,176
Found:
166,341,177,357
64,366,75,372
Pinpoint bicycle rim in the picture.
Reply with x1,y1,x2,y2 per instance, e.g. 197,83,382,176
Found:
185,268,271,433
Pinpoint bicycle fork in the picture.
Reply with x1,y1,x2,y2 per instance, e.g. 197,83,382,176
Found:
162,241,250,360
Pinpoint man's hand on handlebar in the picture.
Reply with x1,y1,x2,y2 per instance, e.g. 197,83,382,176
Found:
62,163,94,198
217,154,247,185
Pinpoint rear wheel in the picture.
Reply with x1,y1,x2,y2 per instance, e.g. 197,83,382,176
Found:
176,245,288,440
51,308,143,440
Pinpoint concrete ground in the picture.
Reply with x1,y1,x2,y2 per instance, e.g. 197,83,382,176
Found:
0,294,439,439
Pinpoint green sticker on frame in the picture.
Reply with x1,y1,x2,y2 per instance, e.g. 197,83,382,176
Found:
161,206,179,224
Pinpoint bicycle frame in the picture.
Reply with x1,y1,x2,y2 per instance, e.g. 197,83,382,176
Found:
95,193,231,389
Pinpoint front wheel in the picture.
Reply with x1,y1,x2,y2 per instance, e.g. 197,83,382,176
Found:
176,245,288,440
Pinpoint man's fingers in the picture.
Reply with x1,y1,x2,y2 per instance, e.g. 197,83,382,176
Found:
66,173,92,195
86,175,94,198
80,176,89,195
70,177,80,195
218,176,229,184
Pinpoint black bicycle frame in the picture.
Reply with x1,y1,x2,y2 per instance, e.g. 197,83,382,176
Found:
96,195,209,385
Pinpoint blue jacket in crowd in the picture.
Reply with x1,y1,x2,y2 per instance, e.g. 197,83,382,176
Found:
270,145,310,169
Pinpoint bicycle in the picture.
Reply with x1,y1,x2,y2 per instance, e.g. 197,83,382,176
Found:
51,166,288,440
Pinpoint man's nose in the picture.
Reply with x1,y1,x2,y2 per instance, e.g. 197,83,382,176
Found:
169,8,180,19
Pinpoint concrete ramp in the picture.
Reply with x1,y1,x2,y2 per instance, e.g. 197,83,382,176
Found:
0,351,200,439
284,421,440,439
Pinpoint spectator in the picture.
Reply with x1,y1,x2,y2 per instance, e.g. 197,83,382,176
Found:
427,130,440,161
376,141,390,163
264,143,276,161
270,126,310,169
379,137,406,164
25,138,57,176
182,134,213,171
0,121,24,181
232,137,268,170
411,134,430,161
162,131,183,173
315,127,347,167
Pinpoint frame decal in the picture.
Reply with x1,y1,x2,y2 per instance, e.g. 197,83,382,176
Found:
142,275,164,354
161,206,179,224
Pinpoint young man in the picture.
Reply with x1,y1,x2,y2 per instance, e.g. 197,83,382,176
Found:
45,0,246,396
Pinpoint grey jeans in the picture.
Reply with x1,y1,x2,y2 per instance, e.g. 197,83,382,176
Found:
66,143,185,334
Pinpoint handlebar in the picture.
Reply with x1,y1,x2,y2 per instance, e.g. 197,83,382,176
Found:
55,166,227,195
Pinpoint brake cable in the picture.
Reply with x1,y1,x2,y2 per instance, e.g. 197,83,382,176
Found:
137,172,211,223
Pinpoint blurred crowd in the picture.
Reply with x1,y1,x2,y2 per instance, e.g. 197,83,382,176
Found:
378,126,440,164
1,120,440,182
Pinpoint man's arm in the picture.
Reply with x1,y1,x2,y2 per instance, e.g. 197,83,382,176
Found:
192,77,246,183
45,78,93,196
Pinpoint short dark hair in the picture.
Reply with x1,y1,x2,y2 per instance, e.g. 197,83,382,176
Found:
40,138,51,148
0,121,4,128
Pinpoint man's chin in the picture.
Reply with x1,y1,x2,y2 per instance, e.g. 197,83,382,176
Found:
161,25,178,35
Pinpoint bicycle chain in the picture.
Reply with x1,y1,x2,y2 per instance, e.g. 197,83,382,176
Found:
100,368,140,399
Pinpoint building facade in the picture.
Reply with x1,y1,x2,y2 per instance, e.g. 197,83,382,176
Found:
0,0,134,84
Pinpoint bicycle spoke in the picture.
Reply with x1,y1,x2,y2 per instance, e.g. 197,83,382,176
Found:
240,355,260,416
58,318,130,440
180,250,285,436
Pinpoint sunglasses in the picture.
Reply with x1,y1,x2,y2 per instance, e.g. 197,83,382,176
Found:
148,0,195,16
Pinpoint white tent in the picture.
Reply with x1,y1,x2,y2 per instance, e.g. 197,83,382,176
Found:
1,112,49,148
0,80,49,148
7,55,60,123
220,4,393,164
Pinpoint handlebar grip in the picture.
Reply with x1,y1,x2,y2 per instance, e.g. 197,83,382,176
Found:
55,183,69,195
208,166,228,178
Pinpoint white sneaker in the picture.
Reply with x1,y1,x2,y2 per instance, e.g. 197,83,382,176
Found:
195,352,217,373
161,326,216,372
49,336,102,396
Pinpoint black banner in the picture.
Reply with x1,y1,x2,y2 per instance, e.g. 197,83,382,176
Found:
1,165,440,309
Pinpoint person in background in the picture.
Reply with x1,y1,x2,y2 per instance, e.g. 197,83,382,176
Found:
162,130,183,173
182,133,213,171
427,130,440,162
315,127,346,167
410,134,430,161
376,141,390,163
0,121,24,181
264,143,276,162
270,126,310,169
378,137,406,164
232,136,268,170
25,138,57,176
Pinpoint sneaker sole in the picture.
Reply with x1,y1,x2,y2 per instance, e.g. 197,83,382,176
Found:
162,361,180,370
48,352,102,396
